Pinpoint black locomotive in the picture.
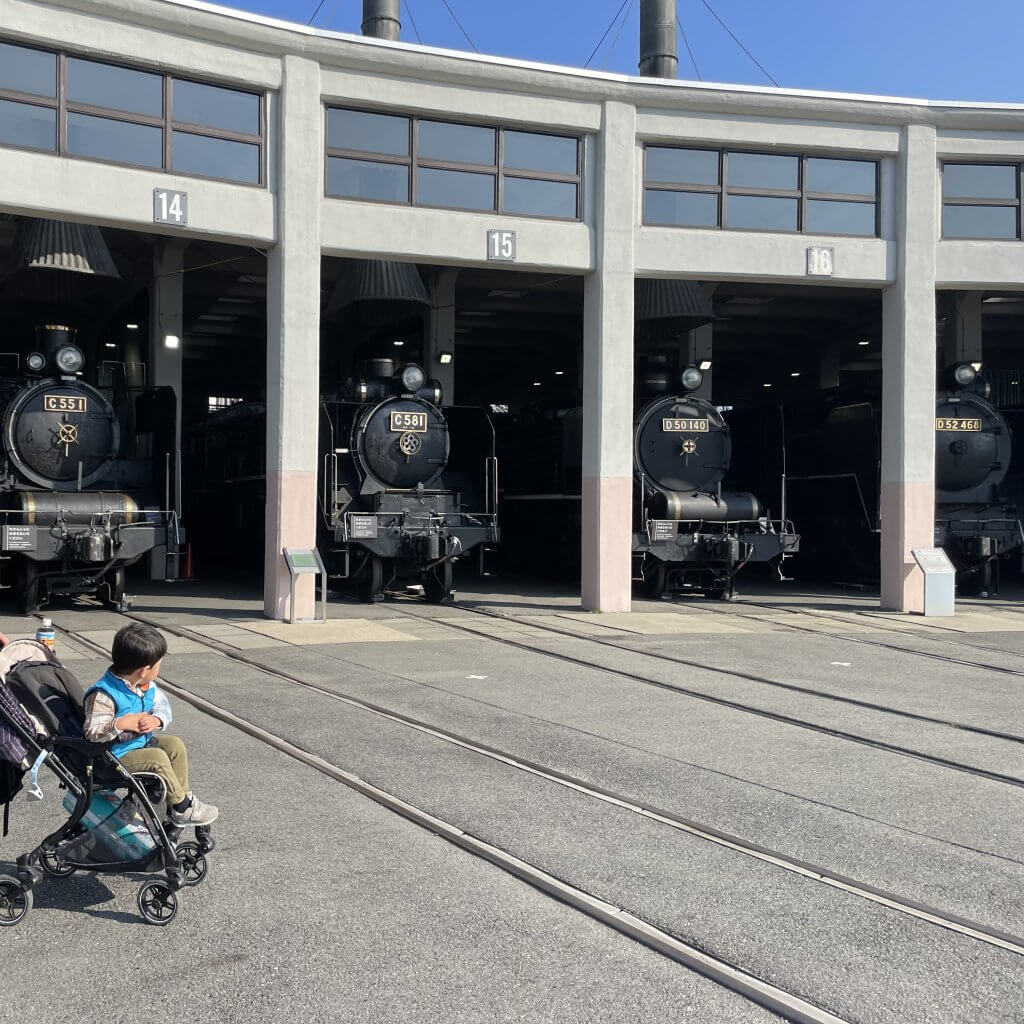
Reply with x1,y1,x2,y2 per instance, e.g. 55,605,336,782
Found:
320,358,499,602
787,363,1022,594
633,365,799,599
501,363,799,599
0,325,179,611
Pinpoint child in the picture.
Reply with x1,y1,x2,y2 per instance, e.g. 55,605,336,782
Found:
83,623,218,827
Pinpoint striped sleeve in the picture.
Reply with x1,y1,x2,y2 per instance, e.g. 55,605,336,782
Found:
83,690,121,743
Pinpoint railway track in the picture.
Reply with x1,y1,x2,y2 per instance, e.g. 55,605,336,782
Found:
54,614,1024,966
53,616,850,1024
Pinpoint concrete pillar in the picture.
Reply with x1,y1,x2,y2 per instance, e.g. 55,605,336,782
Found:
582,101,636,613
942,291,983,368
264,56,323,620
428,268,458,402
148,239,187,451
880,124,937,613
687,323,713,400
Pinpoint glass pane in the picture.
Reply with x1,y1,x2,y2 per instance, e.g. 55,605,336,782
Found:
172,131,259,183
0,99,56,151
416,167,495,210
645,147,718,186
806,200,876,236
172,80,259,135
726,152,798,191
503,131,576,175
725,194,798,231
806,158,876,197
943,164,1017,200
327,108,409,156
327,157,409,202
0,42,56,97
943,204,1018,240
67,58,163,117
418,121,495,166
502,176,577,218
67,112,163,168
644,189,719,227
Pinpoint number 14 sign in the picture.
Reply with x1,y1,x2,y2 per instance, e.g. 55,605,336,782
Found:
154,189,188,227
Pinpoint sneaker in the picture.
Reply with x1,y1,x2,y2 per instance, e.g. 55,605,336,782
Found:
169,796,219,827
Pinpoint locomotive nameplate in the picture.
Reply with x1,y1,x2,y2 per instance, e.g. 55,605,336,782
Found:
43,395,87,413
662,418,709,433
390,411,428,433
935,418,982,431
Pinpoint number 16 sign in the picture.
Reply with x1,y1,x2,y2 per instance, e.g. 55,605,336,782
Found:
154,189,189,227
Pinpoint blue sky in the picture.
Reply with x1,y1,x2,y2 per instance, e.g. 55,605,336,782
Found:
213,0,1023,102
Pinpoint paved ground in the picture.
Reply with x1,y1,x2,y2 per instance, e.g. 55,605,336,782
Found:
4,578,1024,1022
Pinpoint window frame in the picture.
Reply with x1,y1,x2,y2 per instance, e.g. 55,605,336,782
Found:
0,39,266,187
941,161,1022,241
642,144,880,238
325,106,582,222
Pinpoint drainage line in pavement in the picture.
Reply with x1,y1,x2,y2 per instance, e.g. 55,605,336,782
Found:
67,615,1024,959
57,620,852,1024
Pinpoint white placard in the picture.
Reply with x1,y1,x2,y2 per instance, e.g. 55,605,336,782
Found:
486,229,516,263
154,189,188,226
806,246,834,277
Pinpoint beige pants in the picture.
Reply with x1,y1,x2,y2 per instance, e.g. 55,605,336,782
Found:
119,734,189,806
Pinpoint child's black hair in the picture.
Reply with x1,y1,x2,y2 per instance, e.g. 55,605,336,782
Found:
111,623,168,676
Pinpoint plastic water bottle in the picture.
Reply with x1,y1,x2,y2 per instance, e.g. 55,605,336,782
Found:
35,618,55,652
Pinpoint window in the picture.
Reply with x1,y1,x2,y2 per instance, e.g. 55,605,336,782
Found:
208,396,244,413
325,107,581,220
643,145,878,236
0,38,265,185
942,163,1020,240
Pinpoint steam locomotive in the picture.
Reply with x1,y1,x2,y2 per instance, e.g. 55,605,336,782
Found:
321,358,499,601
190,358,499,603
787,363,1022,594
0,325,179,612
501,362,799,599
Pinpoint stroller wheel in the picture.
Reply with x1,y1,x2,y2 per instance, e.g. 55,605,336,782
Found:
137,882,179,926
0,875,32,927
176,842,208,887
40,849,75,878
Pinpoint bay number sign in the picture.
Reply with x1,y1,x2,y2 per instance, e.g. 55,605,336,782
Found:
154,189,189,227
487,229,517,263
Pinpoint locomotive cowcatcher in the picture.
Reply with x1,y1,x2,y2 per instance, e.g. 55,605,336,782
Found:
0,325,180,612
320,357,499,602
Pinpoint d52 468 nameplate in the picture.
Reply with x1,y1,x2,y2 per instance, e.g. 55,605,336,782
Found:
44,395,87,413
936,418,981,431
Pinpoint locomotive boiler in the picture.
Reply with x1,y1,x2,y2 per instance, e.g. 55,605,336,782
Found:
633,365,799,599
321,358,499,602
0,325,179,611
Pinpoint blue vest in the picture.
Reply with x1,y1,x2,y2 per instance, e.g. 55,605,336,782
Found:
86,670,156,758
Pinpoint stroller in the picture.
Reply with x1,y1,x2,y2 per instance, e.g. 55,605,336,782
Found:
0,640,213,926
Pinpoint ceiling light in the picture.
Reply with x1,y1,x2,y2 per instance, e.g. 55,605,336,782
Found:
164,334,180,349
554,370,564,376
698,359,712,371
858,340,870,346
439,352,453,365
125,323,139,330
763,383,772,388
393,340,404,347
790,372,800,378
104,342,116,349
532,381,542,386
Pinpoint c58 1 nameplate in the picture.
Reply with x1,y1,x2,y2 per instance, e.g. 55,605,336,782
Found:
44,395,87,413
390,411,427,432
662,417,709,433
936,417,982,431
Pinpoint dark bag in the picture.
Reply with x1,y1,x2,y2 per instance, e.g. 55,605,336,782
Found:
0,682,34,835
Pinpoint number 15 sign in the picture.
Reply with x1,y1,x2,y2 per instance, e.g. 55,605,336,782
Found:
486,229,516,263
154,189,188,227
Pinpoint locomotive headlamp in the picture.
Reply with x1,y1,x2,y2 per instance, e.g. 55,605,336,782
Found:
400,364,426,391
55,344,85,374
25,352,46,373
680,366,704,392
954,363,978,387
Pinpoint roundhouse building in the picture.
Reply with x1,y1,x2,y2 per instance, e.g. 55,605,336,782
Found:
1,0,1020,619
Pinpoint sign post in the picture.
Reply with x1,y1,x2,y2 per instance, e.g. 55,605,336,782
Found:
282,548,327,624
911,548,956,617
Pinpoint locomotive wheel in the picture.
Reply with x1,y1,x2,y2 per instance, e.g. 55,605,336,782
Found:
641,561,667,600
357,555,384,603
423,559,454,604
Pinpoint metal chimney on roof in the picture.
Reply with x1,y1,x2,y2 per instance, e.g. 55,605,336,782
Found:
362,0,401,40
639,0,678,78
